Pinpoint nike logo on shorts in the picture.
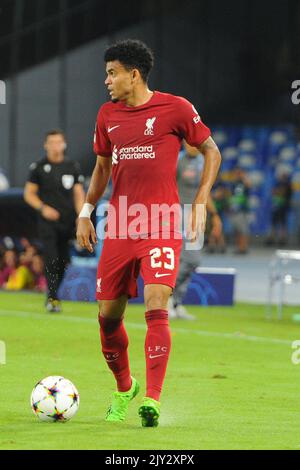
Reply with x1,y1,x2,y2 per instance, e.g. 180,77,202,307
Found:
108,125,120,133
155,272,172,278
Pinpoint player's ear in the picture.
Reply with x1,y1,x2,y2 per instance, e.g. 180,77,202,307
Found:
131,68,140,83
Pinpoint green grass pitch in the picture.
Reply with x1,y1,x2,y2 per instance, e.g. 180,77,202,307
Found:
0,290,300,450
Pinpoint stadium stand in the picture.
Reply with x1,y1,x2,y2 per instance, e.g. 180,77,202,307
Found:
212,125,300,239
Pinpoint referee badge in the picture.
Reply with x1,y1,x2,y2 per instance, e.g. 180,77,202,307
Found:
62,174,74,189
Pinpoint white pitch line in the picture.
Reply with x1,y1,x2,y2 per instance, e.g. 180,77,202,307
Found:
0,309,293,346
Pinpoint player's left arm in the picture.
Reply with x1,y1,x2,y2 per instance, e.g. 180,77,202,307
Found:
73,183,86,216
195,136,222,205
187,137,221,241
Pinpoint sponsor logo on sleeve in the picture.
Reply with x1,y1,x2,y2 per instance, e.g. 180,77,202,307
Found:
192,105,201,124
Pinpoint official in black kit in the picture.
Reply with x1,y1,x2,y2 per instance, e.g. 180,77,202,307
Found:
24,130,85,312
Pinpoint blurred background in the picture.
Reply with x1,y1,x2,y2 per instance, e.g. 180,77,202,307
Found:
0,0,300,306
1,2,300,449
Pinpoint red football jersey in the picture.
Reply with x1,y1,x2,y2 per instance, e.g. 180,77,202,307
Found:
94,91,211,238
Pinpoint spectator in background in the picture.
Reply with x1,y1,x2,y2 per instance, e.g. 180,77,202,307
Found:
0,249,14,287
19,244,37,268
266,173,292,246
0,249,33,290
228,168,251,254
24,129,85,313
0,241,47,292
207,177,228,253
19,237,33,252
31,254,47,292
0,244,5,272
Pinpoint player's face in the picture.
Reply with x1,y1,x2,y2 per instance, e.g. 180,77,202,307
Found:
44,134,66,156
105,61,134,102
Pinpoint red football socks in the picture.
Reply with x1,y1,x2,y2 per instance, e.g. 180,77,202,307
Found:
145,309,171,401
98,314,132,392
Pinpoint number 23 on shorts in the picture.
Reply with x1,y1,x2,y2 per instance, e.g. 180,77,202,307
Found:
149,247,175,271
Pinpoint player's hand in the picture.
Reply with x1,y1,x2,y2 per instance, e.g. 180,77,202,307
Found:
211,214,223,239
186,203,207,243
41,205,60,221
76,218,98,253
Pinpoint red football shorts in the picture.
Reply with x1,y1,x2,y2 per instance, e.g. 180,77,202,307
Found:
96,236,182,300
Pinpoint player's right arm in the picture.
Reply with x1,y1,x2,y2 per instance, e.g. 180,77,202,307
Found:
76,155,112,253
86,155,112,206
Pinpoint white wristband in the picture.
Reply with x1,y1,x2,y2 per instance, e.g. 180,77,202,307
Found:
78,203,95,219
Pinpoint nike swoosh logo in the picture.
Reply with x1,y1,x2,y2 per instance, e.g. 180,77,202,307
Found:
149,354,165,359
155,272,172,278
108,125,120,133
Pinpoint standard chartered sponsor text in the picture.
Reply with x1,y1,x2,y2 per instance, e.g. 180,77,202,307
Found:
119,145,155,160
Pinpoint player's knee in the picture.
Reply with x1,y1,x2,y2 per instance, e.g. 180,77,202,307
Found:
98,310,124,325
97,300,126,321
98,304,113,322
144,285,172,311
144,293,167,311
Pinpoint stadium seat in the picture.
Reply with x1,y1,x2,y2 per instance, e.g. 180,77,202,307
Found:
237,154,257,170
221,146,238,170
275,162,293,178
238,139,256,153
279,145,297,164
246,170,264,189
211,129,228,148
269,130,289,146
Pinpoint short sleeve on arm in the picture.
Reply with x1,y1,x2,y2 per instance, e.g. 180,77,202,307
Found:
27,163,39,184
173,97,211,147
93,105,112,157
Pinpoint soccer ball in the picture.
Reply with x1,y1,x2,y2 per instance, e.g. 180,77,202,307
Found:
31,376,80,422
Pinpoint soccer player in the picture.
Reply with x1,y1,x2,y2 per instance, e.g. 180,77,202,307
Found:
24,130,85,312
76,40,221,427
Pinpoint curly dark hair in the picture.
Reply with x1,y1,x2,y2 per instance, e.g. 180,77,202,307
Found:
104,39,154,83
